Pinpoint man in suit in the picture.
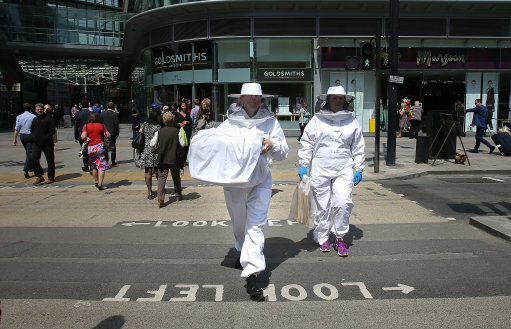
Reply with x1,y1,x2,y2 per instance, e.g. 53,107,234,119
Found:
100,101,120,166
74,105,91,172
31,103,56,185
466,98,495,154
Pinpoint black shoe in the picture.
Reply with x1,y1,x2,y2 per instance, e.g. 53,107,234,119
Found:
98,185,104,191
245,275,264,300
95,183,98,188
489,146,495,154
24,172,30,179
468,149,479,153
234,256,242,269
82,166,89,172
111,162,118,166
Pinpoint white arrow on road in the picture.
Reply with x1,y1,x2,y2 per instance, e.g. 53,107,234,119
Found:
121,222,152,227
382,284,415,294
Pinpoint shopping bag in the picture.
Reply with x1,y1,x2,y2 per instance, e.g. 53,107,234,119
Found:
179,127,188,147
79,138,90,159
131,130,145,150
290,175,317,229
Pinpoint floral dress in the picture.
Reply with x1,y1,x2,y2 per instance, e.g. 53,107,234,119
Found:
139,122,160,168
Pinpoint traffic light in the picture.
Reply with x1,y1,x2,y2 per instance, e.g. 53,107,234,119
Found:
360,42,374,70
345,56,359,70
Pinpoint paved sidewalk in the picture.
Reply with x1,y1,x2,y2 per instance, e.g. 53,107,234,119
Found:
1,123,509,182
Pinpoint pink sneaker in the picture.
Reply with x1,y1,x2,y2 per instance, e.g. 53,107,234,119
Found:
319,240,330,252
334,238,348,257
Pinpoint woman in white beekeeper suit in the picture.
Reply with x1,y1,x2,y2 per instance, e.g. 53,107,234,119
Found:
221,83,289,300
298,85,365,257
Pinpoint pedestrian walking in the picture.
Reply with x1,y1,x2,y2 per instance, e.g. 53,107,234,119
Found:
74,105,91,172
81,112,111,190
197,83,289,300
31,103,56,185
130,100,141,140
466,98,495,154
155,112,183,208
398,102,410,138
298,85,365,257
174,101,192,159
100,101,120,166
408,101,423,139
297,101,310,142
12,103,36,179
140,106,162,199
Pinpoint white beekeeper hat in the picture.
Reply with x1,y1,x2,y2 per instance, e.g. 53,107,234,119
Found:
325,85,349,97
229,83,273,99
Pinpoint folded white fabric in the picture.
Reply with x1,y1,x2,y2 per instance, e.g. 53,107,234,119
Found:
188,124,265,187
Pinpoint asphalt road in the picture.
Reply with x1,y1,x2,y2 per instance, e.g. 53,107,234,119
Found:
1,178,510,328
379,173,511,221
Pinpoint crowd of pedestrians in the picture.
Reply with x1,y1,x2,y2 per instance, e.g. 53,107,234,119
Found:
12,96,214,197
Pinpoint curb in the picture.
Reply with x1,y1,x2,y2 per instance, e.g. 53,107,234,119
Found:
372,169,511,181
469,216,511,242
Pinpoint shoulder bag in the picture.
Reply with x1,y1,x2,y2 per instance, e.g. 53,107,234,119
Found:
131,123,145,150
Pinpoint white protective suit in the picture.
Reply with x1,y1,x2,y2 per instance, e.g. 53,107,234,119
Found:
298,110,365,245
220,105,288,277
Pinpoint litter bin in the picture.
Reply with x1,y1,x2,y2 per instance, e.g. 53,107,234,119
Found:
415,136,429,164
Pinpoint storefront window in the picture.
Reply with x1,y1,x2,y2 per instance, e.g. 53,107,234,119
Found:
254,39,312,127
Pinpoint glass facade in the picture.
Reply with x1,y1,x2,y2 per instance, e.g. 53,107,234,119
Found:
0,2,129,46
145,38,313,128
322,38,511,132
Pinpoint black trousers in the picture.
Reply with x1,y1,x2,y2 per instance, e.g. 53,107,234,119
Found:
298,123,307,141
32,142,55,179
410,120,421,139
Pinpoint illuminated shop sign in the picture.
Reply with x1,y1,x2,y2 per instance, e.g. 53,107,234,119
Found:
322,47,507,70
416,49,465,67
257,69,311,81
154,52,208,66
152,42,212,72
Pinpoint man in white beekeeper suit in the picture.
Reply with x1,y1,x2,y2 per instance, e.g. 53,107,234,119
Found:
222,83,289,300
298,85,365,257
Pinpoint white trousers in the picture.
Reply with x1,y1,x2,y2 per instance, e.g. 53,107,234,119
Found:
224,173,272,278
311,165,354,245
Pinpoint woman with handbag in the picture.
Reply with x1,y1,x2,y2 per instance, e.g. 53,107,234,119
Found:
80,111,111,190
153,112,183,208
174,101,193,160
140,106,161,199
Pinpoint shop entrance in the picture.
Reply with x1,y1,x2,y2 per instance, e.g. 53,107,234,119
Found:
397,71,466,112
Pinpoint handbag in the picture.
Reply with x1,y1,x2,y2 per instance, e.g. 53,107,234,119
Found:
79,137,90,158
53,130,58,143
132,124,145,150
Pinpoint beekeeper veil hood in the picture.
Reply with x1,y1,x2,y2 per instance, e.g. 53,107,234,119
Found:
314,85,355,121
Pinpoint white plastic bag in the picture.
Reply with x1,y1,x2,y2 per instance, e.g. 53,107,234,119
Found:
188,124,264,187
289,175,317,229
